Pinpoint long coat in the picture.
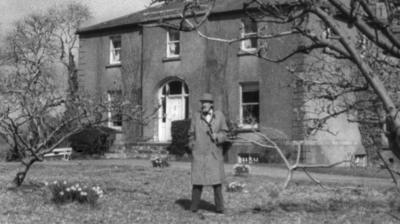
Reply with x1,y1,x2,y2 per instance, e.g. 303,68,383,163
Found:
189,110,228,185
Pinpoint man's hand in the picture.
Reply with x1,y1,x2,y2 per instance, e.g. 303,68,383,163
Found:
212,133,218,142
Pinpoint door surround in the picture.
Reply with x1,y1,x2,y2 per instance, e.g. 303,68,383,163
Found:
157,79,189,142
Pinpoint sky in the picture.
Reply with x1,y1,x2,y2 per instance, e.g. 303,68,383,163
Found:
0,0,151,33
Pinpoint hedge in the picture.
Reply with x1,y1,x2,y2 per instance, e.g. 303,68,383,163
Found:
167,119,191,156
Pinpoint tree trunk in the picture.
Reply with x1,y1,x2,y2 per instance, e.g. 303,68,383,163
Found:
314,7,400,160
13,158,36,186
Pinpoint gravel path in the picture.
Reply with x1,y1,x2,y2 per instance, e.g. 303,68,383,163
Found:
30,159,394,188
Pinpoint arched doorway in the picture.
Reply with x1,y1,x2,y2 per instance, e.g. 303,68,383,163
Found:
158,79,189,142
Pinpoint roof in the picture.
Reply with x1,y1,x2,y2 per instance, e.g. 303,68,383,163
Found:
77,0,297,34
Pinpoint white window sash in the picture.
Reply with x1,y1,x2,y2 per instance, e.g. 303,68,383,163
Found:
241,21,257,51
166,31,180,58
107,92,122,130
110,38,121,64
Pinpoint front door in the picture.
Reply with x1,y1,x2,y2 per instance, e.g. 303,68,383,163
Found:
158,80,189,142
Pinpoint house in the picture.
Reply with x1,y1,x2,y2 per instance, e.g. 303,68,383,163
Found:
76,0,366,165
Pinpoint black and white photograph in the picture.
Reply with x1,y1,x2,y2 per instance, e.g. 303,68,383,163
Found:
1,0,400,223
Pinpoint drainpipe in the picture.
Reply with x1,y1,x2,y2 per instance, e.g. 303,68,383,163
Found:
139,26,144,141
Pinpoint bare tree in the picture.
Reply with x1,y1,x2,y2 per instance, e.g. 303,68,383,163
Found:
47,2,91,102
0,5,148,187
145,0,400,186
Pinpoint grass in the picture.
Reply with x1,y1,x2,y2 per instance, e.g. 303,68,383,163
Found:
262,163,392,179
0,160,399,224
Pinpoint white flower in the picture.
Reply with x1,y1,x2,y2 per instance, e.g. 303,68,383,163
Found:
59,191,64,196
53,180,58,184
66,188,70,192
80,191,87,196
44,181,48,186
63,181,67,185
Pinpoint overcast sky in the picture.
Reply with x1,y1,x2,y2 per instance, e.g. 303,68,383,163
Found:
0,0,151,33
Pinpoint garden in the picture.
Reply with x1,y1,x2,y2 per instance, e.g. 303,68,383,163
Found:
1,159,400,224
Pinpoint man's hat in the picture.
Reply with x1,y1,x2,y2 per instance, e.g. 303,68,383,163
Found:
199,93,214,102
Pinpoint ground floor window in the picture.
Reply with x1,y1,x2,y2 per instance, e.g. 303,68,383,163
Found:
107,90,123,129
240,82,259,129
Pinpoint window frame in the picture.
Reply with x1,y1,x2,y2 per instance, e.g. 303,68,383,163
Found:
109,36,121,65
240,18,258,52
239,82,260,129
166,29,180,58
107,90,123,130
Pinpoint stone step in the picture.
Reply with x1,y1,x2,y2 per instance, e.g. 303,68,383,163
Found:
125,142,170,159
104,152,127,159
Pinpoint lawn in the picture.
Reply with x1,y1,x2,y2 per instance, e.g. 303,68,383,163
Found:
0,160,400,224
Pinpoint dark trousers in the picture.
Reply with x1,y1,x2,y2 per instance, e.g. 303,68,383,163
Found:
190,184,224,212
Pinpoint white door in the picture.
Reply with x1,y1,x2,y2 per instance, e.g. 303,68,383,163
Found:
158,80,189,142
159,96,185,141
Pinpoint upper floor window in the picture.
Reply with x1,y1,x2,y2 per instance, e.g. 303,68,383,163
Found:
110,36,121,64
167,29,180,58
107,90,123,129
240,82,259,129
376,2,388,21
241,18,258,51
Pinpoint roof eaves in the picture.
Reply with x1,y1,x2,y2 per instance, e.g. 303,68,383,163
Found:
77,0,300,35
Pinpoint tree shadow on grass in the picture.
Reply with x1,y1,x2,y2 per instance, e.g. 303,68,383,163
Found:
175,198,216,212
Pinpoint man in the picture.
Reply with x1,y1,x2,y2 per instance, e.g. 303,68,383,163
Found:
188,93,228,214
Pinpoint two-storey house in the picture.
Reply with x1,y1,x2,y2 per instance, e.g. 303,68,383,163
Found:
77,0,365,164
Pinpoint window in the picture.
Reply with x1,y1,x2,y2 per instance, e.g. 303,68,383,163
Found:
167,29,180,58
241,18,258,51
159,80,189,122
107,90,123,129
376,2,388,21
110,36,121,64
240,83,259,128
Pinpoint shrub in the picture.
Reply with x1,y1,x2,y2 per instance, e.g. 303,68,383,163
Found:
46,180,104,206
69,126,117,155
233,163,251,176
150,154,170,168
167,119,191,156
0,136,24,162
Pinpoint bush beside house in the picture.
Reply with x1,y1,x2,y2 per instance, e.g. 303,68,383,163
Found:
69,127,117,156
167,120,191,157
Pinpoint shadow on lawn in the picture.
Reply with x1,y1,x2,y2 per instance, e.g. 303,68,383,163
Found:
175,199,216,212
245,198,392,215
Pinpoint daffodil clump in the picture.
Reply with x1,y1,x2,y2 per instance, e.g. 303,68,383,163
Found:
226,181,246,193
45,180,104,206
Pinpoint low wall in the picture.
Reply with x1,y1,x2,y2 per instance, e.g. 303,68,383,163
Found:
224,140,367,167
301,140,366,167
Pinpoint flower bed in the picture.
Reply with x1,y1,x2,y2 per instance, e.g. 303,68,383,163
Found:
46,180,104,206
226,181,246,193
